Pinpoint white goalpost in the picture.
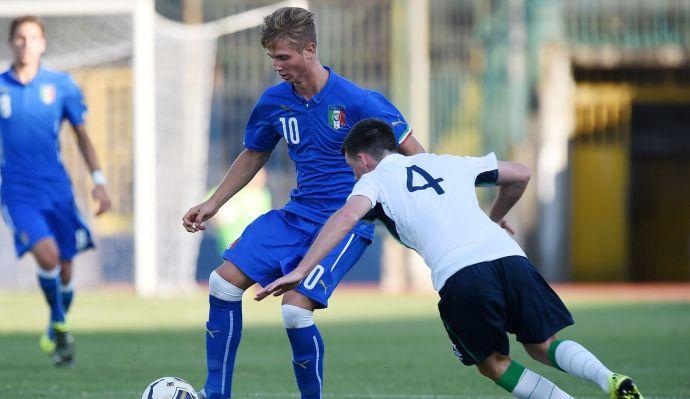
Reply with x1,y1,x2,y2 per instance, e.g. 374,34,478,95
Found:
0,0,307,296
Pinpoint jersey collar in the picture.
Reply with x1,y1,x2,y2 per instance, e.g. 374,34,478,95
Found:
291,66,337,105
4,65,44,86
378,152,404,167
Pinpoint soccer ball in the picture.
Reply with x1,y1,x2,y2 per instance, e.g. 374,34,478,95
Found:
141,377,198,399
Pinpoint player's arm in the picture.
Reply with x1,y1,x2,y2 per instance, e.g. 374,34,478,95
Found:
72,124,112,216
398,135,425,155
183,148,270,233
487,161,531,231
254,195,372,300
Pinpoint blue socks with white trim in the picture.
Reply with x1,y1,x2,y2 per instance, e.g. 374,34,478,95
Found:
37,266,65,326
287,325,325,399
204,271,245,399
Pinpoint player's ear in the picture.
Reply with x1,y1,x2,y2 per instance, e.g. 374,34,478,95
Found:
303,42,316,60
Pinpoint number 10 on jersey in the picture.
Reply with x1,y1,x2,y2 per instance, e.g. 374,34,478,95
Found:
280,117,300,144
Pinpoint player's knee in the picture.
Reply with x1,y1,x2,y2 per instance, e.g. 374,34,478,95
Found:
209,270,244,302
476,353,512,381
282,304,314,329
34,243,60,269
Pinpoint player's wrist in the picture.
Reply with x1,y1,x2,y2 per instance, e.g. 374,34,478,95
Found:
92,170,107,186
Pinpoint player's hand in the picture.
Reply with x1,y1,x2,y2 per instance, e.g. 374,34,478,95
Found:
182,200,218,233
498,219,515,235
254,270,305,301
92,185,112,216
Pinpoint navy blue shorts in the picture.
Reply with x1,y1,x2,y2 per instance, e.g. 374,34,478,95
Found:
1,200,94,260
437,256,574,366
223,209,370,308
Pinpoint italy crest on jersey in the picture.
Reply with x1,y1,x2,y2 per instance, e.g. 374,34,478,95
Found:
328,105,346,130
40,84,56,105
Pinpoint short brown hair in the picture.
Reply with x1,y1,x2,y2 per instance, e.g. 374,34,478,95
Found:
9,15,45,40
259,7,316,51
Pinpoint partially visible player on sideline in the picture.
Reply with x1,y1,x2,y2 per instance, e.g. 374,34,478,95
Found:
0,16,111,366
257,118,644,399
183,7,424,399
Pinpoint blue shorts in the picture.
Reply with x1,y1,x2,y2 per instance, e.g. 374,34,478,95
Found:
437,256,574,366
223,209,370,308
1,200,94,260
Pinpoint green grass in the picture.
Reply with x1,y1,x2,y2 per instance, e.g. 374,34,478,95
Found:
0,290,688,398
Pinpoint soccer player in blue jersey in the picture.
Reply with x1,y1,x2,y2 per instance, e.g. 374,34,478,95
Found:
0,16,111,366
182,7,424,399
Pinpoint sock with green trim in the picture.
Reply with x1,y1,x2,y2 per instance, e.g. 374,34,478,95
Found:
548,339,612,392
495,360,573,399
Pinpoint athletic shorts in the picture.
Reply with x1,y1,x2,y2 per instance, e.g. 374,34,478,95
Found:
1,200,94,260
437,256,574,366
223,209,370,308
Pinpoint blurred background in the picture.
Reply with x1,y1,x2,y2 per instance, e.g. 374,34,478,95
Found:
1,0,689,295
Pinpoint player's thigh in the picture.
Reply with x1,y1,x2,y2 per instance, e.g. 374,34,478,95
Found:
48,201,94,261
293,233,370,309
222,210,314,287
215,260,255,290
1,202,54,260
499,256,574,344
437,262,510,367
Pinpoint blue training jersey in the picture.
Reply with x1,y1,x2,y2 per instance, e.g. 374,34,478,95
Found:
244,67,411,240
0,67,87,205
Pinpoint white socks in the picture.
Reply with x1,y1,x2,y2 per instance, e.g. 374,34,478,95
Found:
550,339,612,392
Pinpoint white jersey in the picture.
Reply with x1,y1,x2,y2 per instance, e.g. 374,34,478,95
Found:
349,152,525,291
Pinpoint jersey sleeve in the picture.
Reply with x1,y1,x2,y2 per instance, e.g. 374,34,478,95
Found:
63,75,87,126
465,152,499,186
243,94,280,152
360,90,412,145
347,173,379,209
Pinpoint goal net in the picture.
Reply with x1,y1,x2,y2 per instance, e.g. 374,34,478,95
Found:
0,0,306,296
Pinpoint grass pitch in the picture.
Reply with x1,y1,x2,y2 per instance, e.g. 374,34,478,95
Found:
0,289,688,398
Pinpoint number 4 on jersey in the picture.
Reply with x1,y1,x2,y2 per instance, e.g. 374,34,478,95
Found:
406,165,445,195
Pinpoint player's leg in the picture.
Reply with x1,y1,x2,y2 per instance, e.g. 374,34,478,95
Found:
503,256,643,399
32,237,74,365
437,259,572,399
523,337,643,399
282,292,322,399
202,260,254,399
202,209,297,399
478,352,574,399
59,260,74,314
284,230,370,399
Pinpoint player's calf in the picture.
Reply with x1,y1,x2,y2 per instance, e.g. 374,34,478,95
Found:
480,354,574,399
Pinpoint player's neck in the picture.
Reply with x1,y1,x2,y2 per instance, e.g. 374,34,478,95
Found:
11,62,40,84
292,63,329,100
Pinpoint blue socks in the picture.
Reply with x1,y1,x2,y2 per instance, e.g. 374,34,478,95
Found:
287,325,324,399
62,281,74,314
37,266,65,327
204,295,242,399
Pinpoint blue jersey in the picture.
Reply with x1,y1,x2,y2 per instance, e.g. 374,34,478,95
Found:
244,67,411,240
0,67,87,206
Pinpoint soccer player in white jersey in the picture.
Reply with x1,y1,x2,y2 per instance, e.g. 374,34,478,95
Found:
256,118,644,399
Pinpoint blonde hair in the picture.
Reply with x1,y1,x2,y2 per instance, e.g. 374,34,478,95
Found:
259,7,316,51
